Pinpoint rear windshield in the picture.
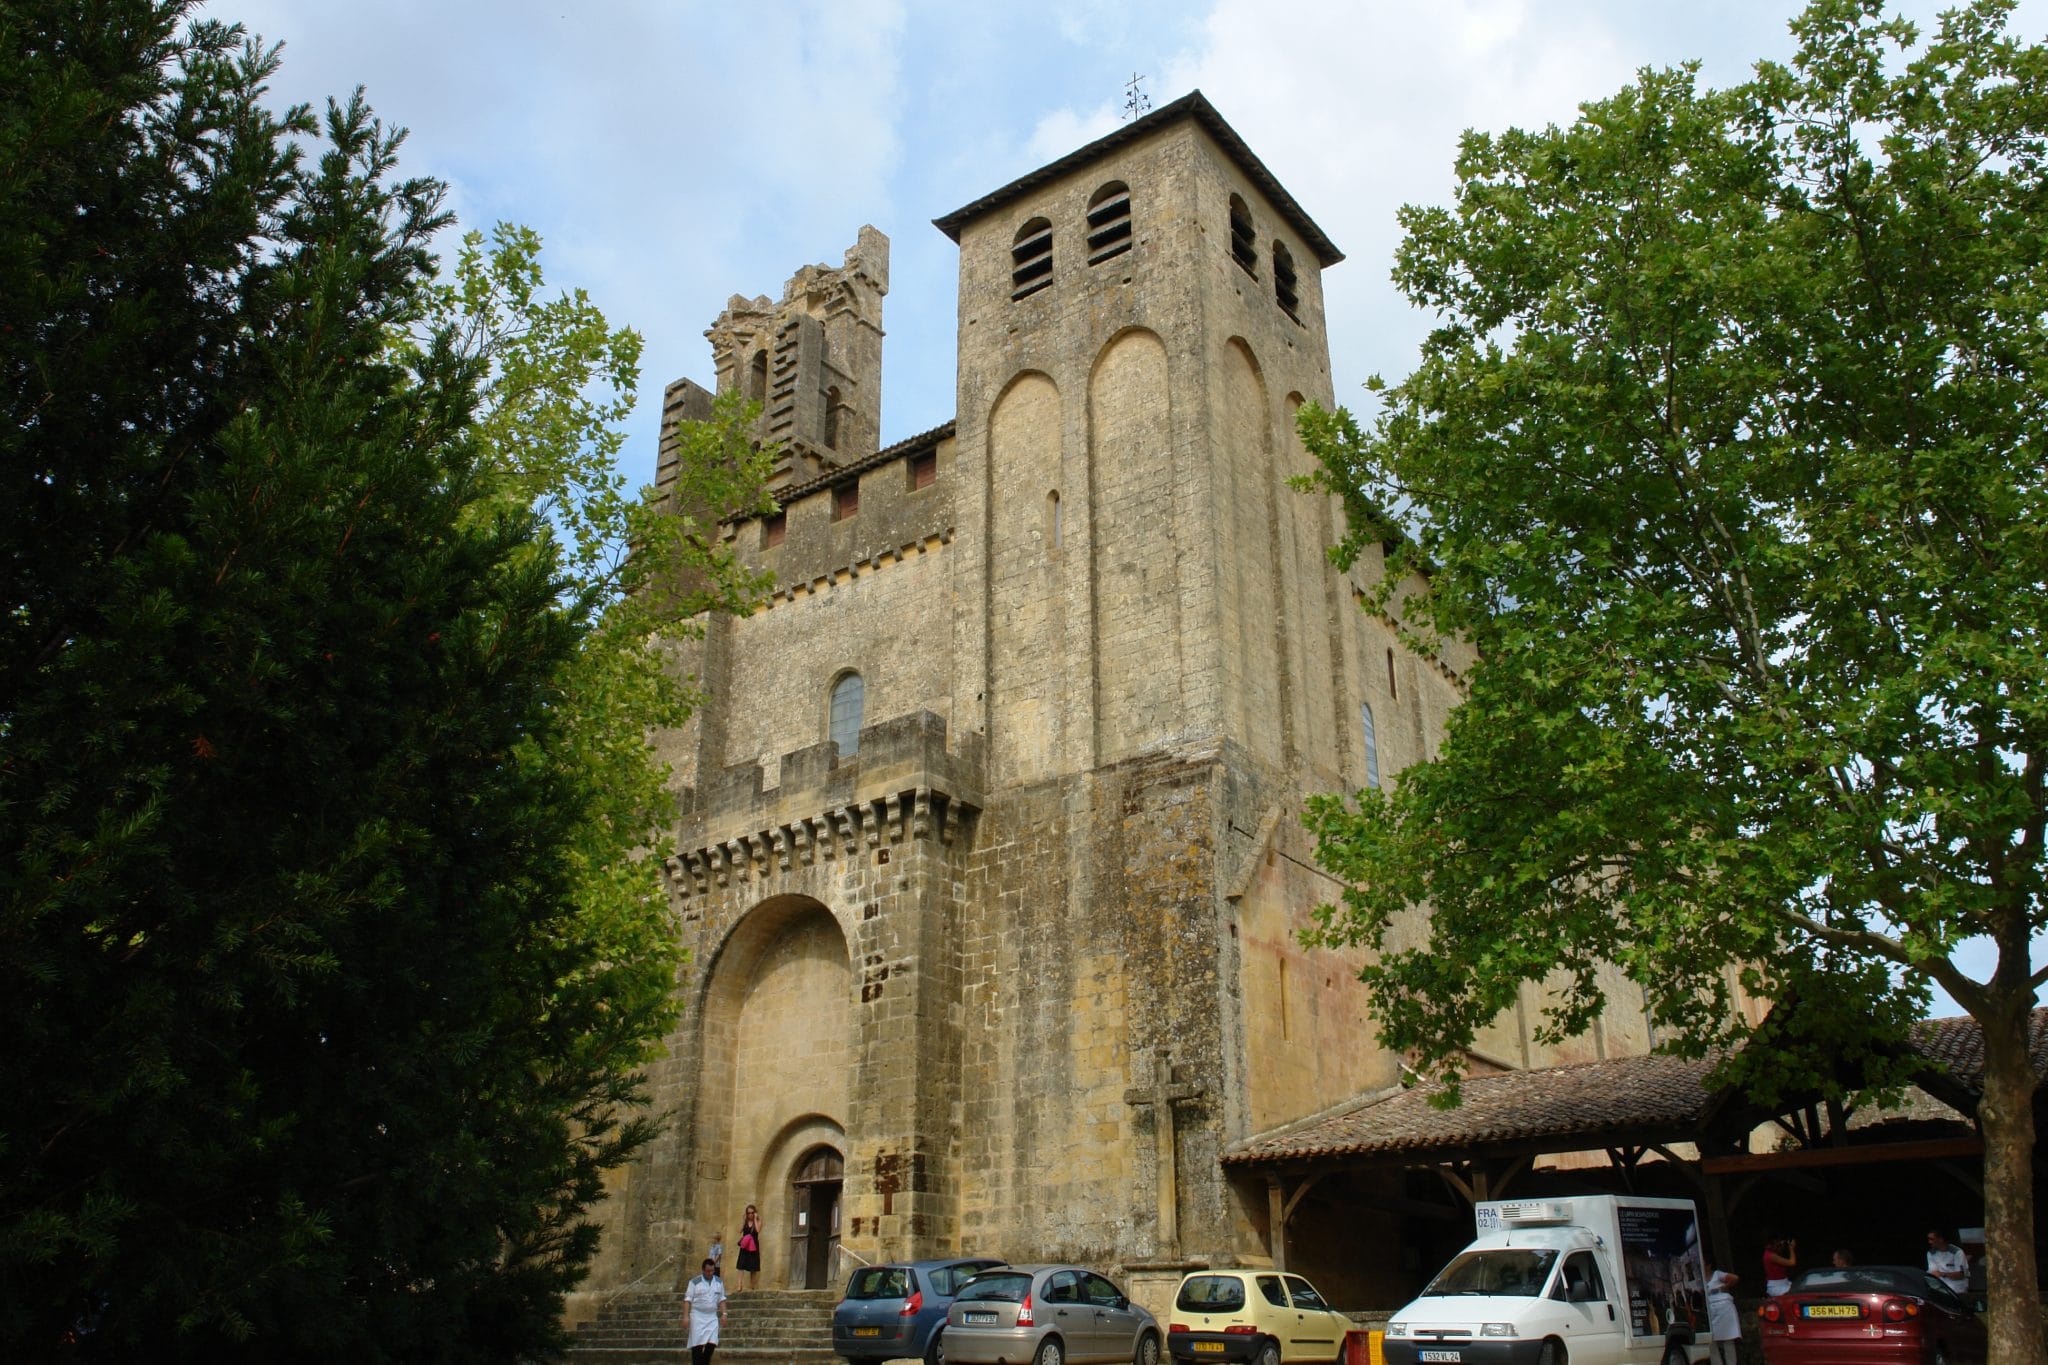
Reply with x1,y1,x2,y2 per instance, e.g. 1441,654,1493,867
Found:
1792,1268,1951,1300
958,1272,1034,1304
931,1262,1002,1296
1178,1276,1247,1312
847,1267,914,1300
1423,1249,1558,1298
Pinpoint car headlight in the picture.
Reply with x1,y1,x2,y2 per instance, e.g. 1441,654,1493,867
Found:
1385,1323,1408,1338
1479,1324,1517,1338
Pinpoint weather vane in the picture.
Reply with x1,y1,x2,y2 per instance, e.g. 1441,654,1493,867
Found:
1122,72,1152,122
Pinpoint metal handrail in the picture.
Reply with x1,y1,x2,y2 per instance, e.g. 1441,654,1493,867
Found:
602,1250,678,1306
831,1242,874,1283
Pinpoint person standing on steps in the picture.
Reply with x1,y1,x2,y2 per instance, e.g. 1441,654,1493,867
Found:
736,1204,763,1291
683,1257,727,1365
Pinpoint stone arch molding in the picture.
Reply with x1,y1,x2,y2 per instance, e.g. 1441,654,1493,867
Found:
691,895,853,1287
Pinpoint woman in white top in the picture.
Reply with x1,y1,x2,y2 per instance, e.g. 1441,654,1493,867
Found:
1704,1265,1742,1365
683,1258,728,1365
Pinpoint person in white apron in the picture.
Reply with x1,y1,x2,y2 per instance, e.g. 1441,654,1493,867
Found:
683,1258,727,1365
1705,1265,1742,1365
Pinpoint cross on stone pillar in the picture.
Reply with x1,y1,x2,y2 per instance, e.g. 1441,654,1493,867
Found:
1124,1046,1204,1255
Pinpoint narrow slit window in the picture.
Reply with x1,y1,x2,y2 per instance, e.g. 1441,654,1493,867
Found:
1274,241,1300,320
1361,702,1381,790
1048,490,1062,548
1011,217,1053,299
829,673,865,757
824,386,842,449
1386,647,1398,699
1229,195,1257,276
1086,182,1132,264
834,482,859,521
762,510,786,548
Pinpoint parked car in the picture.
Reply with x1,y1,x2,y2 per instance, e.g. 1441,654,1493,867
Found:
836,1258,1008,1365
945,1264,1162,1365
1757,1265,1985,1365
1166,1269,1352,1365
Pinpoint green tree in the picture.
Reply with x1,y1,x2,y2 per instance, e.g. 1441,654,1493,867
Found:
1299,2,2046,1356
0,2,767,1357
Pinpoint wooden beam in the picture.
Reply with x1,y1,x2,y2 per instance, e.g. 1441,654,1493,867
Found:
1266,1176,1287,1273
1700,1136,1982,1175
1281,1173,1326,1224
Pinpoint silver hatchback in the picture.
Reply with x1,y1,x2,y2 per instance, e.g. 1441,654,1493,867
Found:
945,1265,1161,1365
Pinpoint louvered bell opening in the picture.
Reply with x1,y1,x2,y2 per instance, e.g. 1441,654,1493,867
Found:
1275,244,1300,321
1087,190,1132,264
1011,222,1054,300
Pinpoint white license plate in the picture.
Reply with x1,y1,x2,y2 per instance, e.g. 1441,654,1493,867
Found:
1420,1353,1462,1363
965,1312,998,1325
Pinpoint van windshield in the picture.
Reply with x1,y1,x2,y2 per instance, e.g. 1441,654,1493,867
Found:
1422,1249,1559,1298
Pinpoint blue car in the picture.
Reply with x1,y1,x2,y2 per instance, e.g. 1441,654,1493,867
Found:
835,1258,1007,1365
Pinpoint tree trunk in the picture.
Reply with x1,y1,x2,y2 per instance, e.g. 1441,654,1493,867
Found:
1977,1006,2043,1365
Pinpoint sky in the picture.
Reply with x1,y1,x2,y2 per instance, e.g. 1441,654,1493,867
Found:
208,0,2043,1018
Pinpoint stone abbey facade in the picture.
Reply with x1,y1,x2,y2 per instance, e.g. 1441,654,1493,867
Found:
572,93,1660,1322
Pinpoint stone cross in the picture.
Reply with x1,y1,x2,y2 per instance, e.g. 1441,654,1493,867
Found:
1124,1046,1204,1254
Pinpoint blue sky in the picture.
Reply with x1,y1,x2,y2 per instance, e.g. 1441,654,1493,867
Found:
212,0,2043,1018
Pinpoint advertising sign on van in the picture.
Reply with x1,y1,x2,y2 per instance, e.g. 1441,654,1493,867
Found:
1615,1203,1708,1341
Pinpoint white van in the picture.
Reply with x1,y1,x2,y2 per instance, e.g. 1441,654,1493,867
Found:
1380,1196,1710,1365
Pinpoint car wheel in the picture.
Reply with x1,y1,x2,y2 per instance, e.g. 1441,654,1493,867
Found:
1255,1340,1280,1365
1660,1346,1687,1365
1136,1331,1161,1365
925,1328,945,1365
1536,1341,1566,1365
1034,1336,1065,1365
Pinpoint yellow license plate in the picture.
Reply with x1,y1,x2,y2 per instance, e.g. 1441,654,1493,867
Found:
1803,1305,1860,1319
854,1328,883,1336
1192,1345,1226,1354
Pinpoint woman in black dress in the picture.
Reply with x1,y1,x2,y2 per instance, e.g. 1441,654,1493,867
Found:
735,1204,762,1290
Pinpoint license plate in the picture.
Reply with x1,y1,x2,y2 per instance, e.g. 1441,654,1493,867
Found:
965,1312,998,1325
854,1327,882,1337
1803,1304,1861,1319
1192,1345,1226,1354
1420,1353,1462,1362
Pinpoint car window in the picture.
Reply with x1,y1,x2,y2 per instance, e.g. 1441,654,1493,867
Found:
847,1267,912,1300
1257,1275,1288,1307
1083,1274,1124,1307
1045,1271,1081,1304
958,1272,1033,1303
1284,1276,1330,1310
1557,1252,1606,1303
1177,1276,1247,1312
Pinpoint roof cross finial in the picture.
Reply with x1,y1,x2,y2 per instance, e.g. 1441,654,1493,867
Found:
1122,72,1153,122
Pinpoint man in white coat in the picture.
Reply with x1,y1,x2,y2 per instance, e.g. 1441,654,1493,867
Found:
683,1257,728,1365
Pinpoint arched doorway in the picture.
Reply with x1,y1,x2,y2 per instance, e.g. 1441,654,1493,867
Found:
789,1146,844,1289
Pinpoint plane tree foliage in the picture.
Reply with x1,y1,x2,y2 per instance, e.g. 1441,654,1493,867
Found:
1298,2,2045,1357
0,2,767,1358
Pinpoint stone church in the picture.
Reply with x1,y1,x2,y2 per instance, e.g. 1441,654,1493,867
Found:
573,92,1660,1322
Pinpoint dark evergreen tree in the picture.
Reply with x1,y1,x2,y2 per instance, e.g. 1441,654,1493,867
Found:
1,4,719,1358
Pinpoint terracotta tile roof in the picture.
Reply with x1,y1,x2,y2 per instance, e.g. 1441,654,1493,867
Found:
1224,1052,1720,1168
1907,1007,2048,1097
1222,1010,2047,1171
932,91,1343,268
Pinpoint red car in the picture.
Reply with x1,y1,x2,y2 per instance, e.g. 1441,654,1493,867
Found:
1757,1266,1984,1364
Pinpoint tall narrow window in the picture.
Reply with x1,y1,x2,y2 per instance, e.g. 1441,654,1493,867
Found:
762,510,786,548
1360,702,1381,790
1386,647,1398,699
1048,490,1062,548
909,451,937,490
1011,217,1053,299
1086,181,1132,264
1229,195,1257,276
824,386,842,449
747,350,768,402
830,673,865,757
833,482,859,521
1273,241,1300,320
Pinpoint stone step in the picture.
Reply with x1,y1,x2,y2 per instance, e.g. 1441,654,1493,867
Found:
564,1287,838,1364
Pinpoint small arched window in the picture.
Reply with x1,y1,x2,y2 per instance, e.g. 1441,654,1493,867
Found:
747,350,769,402
1229,195,1257,276
1011,217,1054,299
829,672,865,757
1086,181,1132,264
1273,241,1300,321
1360,702,1381,790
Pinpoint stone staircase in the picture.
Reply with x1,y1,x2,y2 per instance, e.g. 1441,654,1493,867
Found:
564,1287,839,1364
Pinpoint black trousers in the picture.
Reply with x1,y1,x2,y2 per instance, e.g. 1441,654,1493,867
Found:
692,1344,718,1365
